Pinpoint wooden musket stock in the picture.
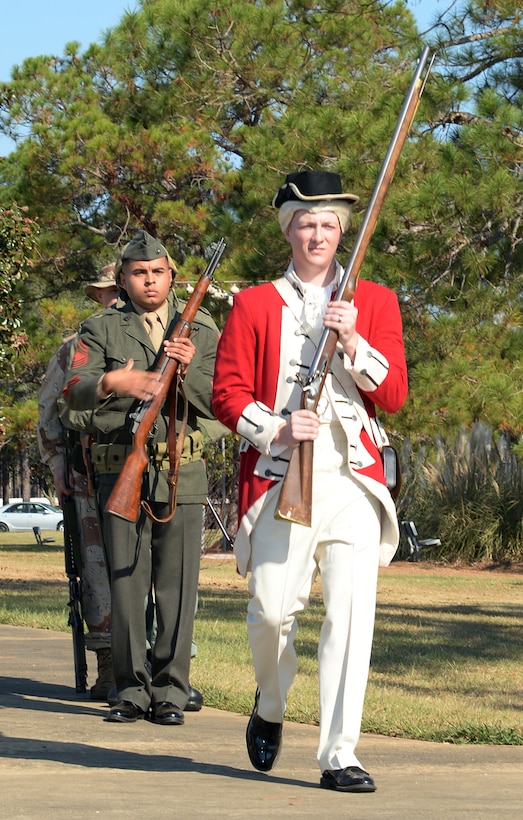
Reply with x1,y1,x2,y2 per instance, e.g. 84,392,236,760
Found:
105,238,226,523
275,46,433,526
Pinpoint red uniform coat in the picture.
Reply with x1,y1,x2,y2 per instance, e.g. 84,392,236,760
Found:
213,269,408,572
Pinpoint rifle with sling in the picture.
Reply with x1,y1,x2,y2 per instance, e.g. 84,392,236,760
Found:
105,238,226,523
275,45,433,526
62,449,88,693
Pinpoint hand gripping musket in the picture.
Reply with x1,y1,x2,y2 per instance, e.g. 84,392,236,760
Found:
105,238,226,523
275,46,433,526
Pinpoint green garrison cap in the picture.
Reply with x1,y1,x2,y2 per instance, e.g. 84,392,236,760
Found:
122,230,169,262
115,230,178,277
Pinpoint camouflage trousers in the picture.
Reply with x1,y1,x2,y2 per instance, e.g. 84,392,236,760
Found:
72,470,111,651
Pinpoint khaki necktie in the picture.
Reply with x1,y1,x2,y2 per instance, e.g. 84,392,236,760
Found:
143,312,164,352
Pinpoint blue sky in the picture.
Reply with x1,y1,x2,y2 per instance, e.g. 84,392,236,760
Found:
0,0,445,155
1,2,137,83
0,1,137,154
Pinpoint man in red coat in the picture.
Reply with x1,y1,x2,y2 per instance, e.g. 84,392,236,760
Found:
212,171,407,792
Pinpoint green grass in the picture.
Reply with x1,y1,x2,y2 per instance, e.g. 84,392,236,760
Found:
0,532,67,628
366,568,523,743
1,533,522,745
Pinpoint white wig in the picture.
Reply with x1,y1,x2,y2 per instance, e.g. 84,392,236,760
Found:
278,200,353,234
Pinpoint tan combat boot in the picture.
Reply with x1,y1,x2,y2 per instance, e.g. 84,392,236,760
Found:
90,648,115,701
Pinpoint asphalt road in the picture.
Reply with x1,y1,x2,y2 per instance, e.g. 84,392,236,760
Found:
1,623,522,818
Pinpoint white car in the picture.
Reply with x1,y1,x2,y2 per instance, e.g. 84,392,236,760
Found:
0,501,64,533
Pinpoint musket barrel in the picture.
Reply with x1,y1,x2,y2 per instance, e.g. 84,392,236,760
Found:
305,46,432,386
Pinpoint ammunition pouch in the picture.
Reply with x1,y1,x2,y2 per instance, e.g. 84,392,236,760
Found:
91,430,204,475
381,444,402,500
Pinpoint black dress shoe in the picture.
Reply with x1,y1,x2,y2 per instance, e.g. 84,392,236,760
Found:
150,701,185,725
320,766,376,793
105,700,146,723
245,692,282,772
185,685,203,712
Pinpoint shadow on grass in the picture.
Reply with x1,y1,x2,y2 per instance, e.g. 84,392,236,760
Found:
200,589,523,669
0,541,63,554
0,579,68,623
372,600,523,669
198,587,250,623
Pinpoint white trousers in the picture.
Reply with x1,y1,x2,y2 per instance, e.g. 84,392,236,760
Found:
248,422,381,772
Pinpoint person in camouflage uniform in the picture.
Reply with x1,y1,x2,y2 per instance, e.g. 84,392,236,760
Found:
63,230,219,725
37,265,118,700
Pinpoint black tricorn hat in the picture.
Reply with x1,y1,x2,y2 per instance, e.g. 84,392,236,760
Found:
272,170,359,208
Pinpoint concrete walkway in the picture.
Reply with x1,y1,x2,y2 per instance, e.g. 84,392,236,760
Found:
0,623,522,818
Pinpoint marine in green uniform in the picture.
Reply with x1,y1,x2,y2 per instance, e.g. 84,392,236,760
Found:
63,230,219,725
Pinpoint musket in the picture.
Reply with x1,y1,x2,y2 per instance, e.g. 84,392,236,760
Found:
275,46,433,526
105,238,226,523
62,465,88,693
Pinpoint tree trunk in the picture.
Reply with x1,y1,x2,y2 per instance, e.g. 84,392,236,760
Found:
1,462,9,505
20,448,31,501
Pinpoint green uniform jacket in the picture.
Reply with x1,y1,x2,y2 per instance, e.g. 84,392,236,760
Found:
64,295,219,504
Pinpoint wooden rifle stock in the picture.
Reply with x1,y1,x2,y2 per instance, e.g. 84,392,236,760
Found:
105,238,226,522
276,46,433,526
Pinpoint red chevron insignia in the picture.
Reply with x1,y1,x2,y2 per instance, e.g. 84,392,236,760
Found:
71,338,89,368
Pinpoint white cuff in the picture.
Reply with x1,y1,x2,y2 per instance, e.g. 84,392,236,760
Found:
346,336,389,392
236,401,285,456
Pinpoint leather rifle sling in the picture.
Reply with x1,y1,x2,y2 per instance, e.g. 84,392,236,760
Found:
141,369,188,524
